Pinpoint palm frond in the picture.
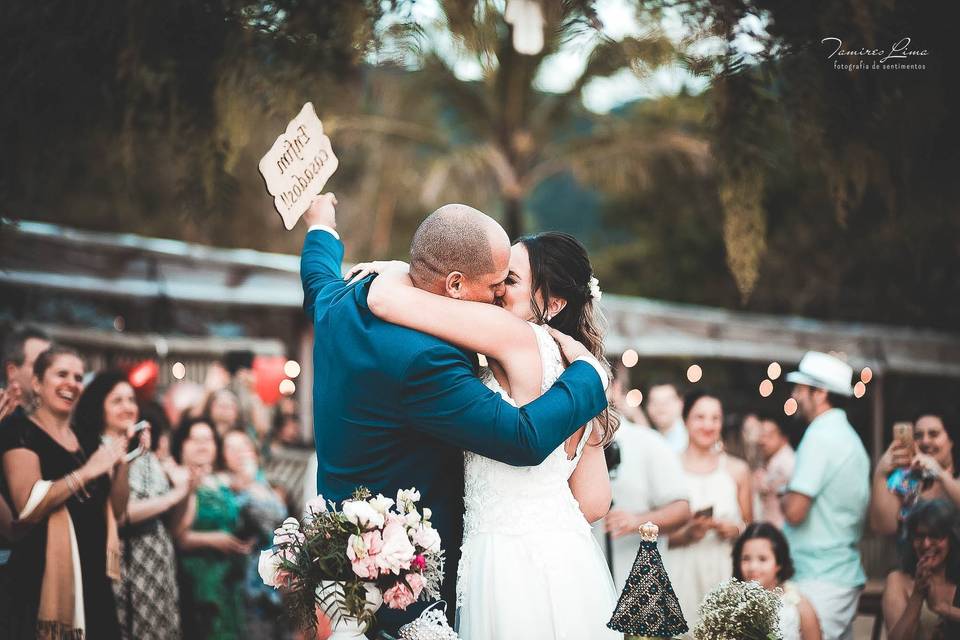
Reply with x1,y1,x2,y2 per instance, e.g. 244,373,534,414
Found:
530,127,711,195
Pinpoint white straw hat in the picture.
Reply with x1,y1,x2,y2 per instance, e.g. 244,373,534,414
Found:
785,351,855,397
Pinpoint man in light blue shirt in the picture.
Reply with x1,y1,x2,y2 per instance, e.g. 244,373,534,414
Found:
782,351,870,640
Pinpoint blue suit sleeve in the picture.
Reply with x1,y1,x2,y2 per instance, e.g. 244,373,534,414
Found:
300,230,345,319
401,344,607,466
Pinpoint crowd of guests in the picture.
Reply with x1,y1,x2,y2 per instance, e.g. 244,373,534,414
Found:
0,326,310,640
4,321,959,640
603,351,960,640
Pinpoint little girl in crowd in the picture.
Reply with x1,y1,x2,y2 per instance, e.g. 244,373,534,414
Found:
732,523,822,640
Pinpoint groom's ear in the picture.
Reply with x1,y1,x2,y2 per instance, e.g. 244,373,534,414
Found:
445,272,466,299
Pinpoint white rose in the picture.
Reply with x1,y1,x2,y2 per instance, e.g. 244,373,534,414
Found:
369,494,395,515
258,549,282,587
412,524,442,552
422,507,432,521
404,510,422,528
342,500,385,529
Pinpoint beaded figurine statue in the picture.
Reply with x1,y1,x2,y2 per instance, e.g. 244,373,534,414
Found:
607,522,688,639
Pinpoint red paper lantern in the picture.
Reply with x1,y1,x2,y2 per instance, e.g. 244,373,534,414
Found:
253,355,287,406
128,360,159,400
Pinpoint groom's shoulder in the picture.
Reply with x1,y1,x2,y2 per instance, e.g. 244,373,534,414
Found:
374,320,475,371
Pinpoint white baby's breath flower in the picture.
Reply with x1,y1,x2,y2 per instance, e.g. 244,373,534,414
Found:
694,578,782,640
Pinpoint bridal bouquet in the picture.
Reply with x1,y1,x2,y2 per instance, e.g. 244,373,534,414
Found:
693,579,782,640
258,486,445,633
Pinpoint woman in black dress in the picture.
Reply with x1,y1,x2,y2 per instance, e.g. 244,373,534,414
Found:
0,346,137,639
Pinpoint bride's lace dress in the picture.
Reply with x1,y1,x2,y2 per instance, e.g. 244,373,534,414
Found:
455,322,619,639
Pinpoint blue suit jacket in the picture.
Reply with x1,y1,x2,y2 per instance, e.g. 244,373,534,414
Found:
301,230,607,634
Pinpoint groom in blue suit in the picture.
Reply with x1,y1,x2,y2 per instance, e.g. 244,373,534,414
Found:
300,194,608,636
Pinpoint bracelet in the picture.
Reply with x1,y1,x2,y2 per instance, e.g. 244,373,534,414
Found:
65,472,85,502
70,471,91,500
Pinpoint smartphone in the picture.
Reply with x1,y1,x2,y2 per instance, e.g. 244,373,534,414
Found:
694,506,714,519
124,420,151,462
893,421,914,450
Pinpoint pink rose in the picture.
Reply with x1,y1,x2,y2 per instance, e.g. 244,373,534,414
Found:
411,554,426,571
375,515,416,575
406,572,425,599
347,531,383,579
382,573,425,610
274,569,296,590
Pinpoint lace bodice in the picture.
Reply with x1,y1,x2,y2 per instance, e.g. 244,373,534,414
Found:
461,322,593,540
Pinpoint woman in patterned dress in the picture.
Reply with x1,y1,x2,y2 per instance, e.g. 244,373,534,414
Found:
74,372,196,640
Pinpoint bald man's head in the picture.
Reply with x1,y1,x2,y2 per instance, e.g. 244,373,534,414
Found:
409,204,511,303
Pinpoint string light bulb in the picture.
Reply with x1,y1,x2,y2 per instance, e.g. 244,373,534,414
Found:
759,379,774,398
784,398,798,416
625,389,643,408
284,360,301,378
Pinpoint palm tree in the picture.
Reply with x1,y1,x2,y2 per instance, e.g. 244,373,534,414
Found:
328,1,712,239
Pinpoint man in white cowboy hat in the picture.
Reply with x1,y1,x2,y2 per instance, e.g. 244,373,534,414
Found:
780,351,870,640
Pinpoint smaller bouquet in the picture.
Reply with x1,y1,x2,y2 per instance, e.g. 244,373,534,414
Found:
258,487,445,635
693,579,782,640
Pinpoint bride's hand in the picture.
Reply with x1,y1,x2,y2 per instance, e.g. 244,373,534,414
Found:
344,260,409,283
545,327,593,365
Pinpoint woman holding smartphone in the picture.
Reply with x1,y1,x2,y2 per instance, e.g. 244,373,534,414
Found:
870,413,960,537
665,389,753,631
74,371,194,640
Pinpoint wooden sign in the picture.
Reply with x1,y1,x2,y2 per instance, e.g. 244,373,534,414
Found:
258,102,339,230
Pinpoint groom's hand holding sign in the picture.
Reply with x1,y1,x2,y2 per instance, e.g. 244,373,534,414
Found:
303,193,338,230
259,102,338,230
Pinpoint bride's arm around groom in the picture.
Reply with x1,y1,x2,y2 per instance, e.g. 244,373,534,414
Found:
299,195,609,467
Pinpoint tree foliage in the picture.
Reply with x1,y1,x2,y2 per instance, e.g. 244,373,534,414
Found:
598,0,959,328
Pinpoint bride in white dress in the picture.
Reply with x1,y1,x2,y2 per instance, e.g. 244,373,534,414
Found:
356,231,621,639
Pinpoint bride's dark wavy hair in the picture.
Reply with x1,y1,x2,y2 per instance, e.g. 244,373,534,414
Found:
515,231,619,447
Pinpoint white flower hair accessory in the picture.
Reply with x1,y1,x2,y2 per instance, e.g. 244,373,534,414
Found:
588,276,602,301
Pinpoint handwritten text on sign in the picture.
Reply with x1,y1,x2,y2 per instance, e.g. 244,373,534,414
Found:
258,102,339,230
